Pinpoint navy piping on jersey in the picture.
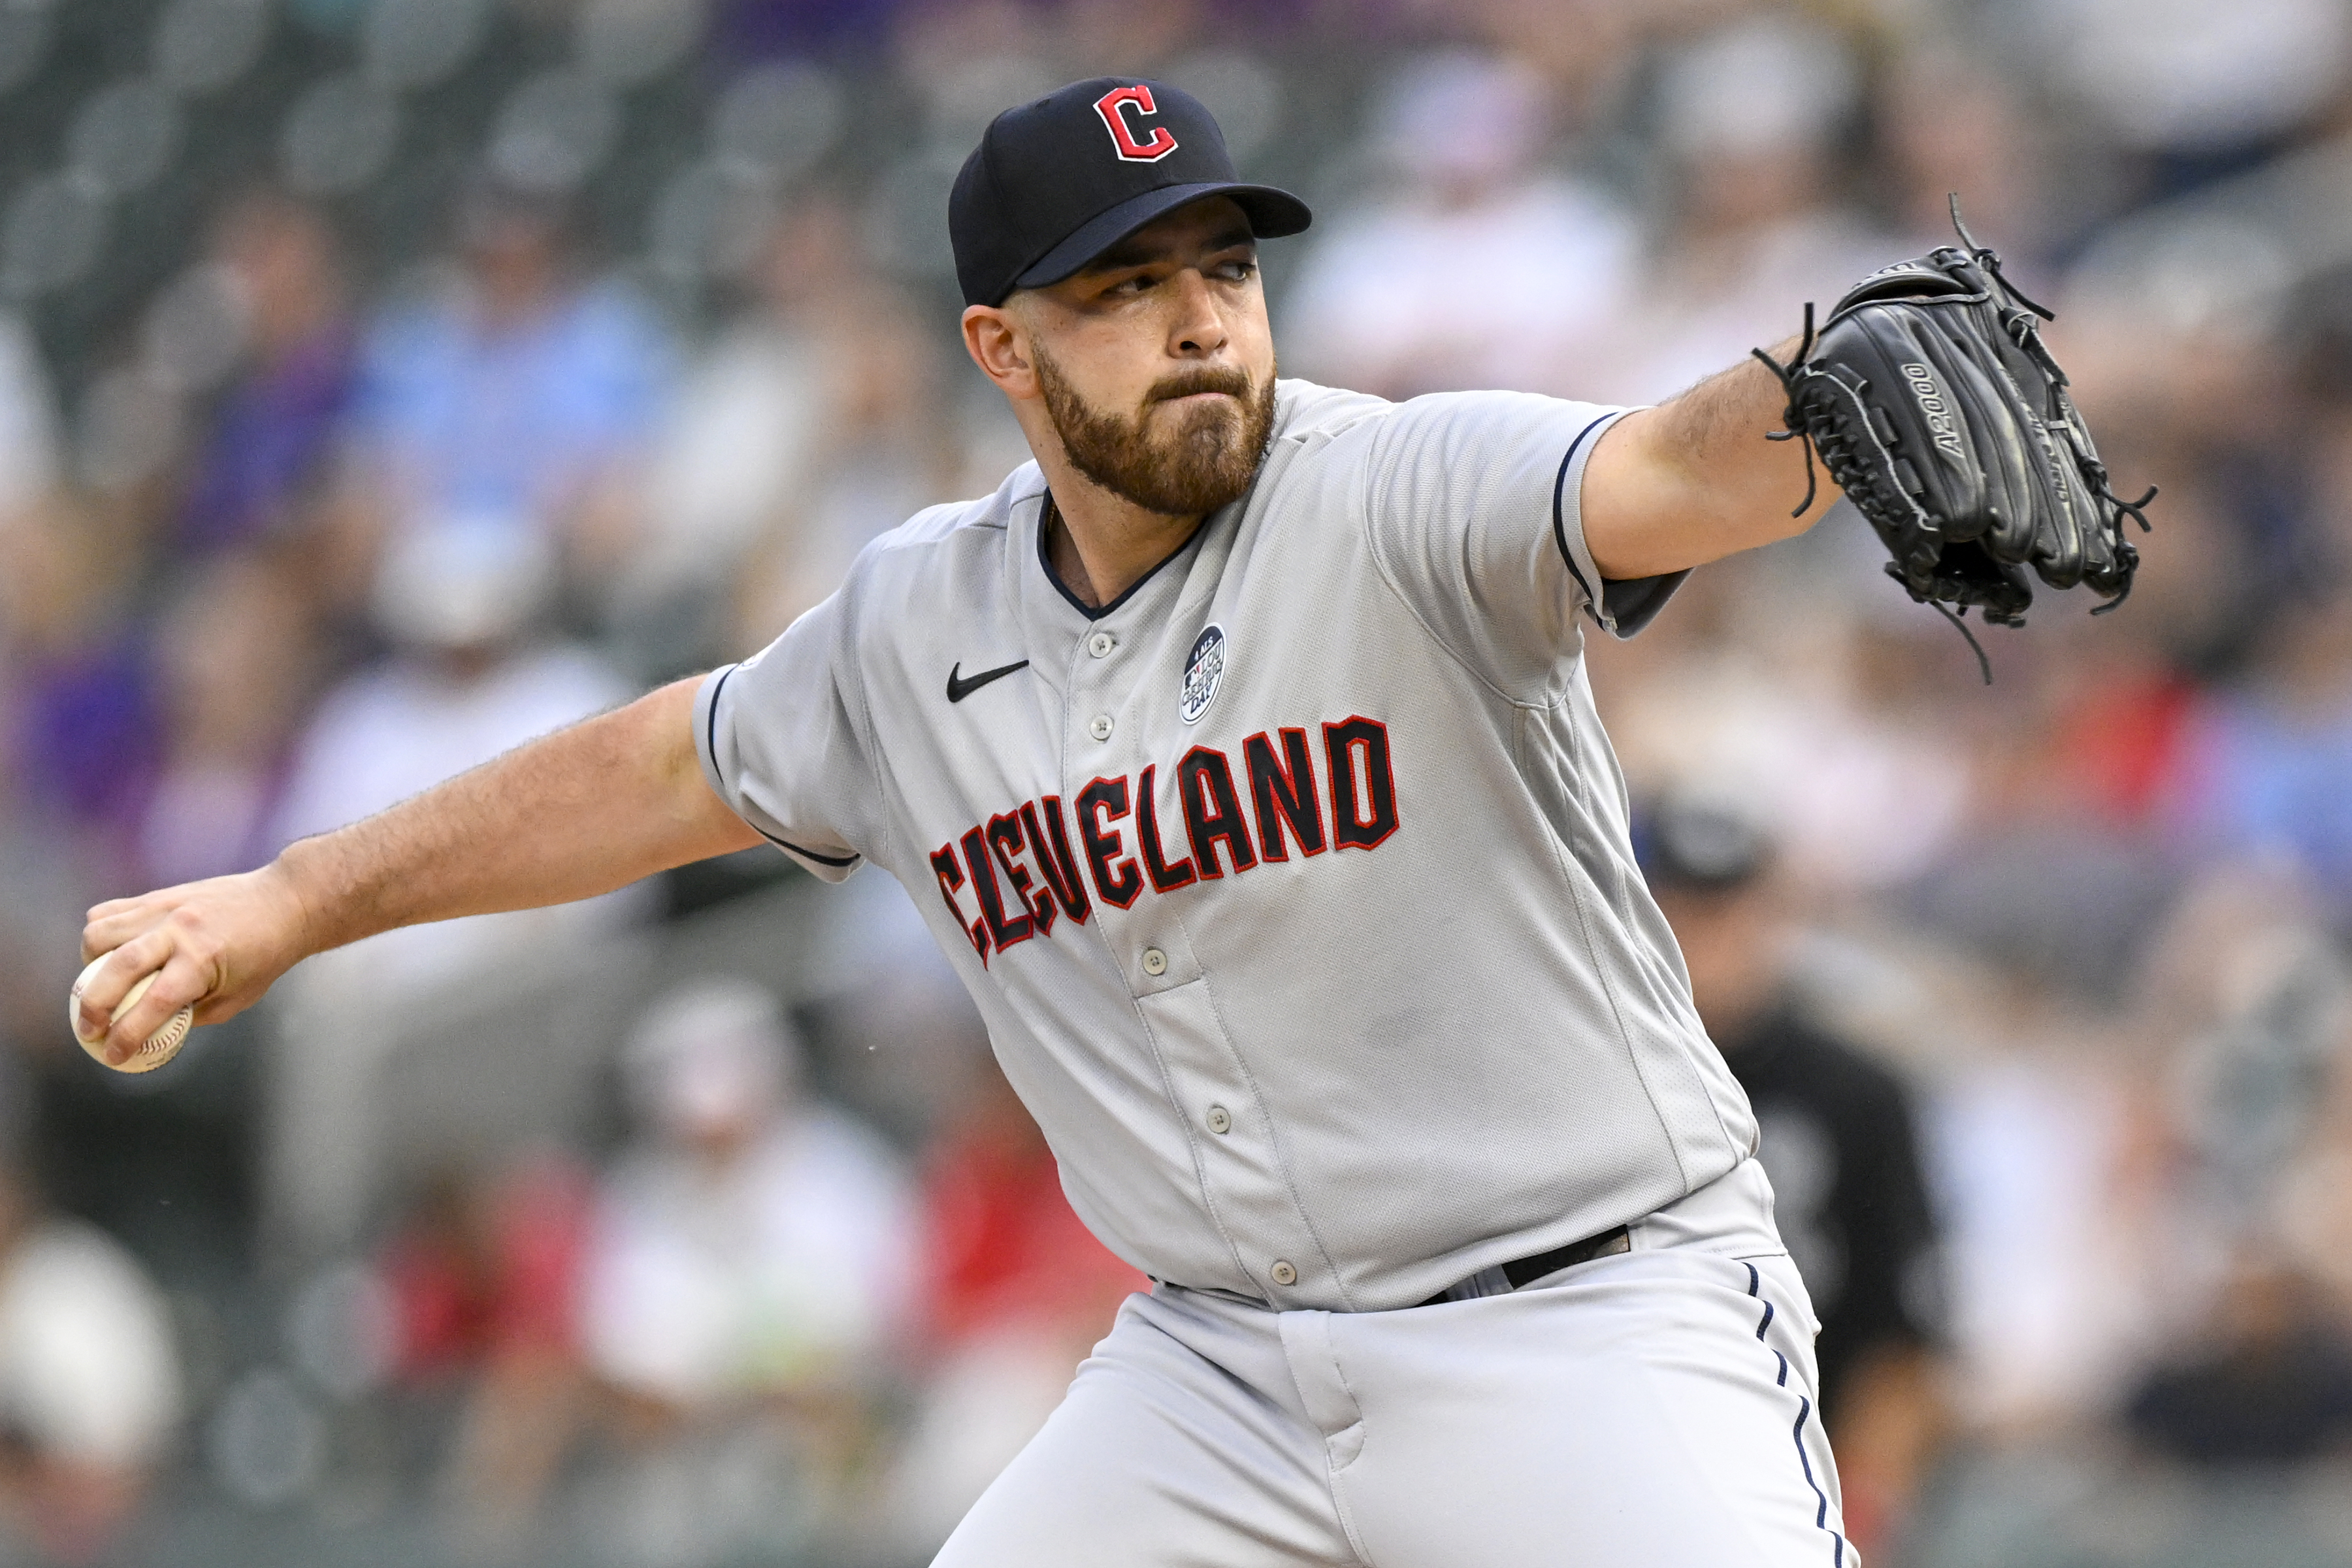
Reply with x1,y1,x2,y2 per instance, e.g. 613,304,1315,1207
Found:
704,664,734,787
1745,1261,1847,1567
764,830,858,868
704,664,859,869
1548,412,1616,610
1036,490,1220,621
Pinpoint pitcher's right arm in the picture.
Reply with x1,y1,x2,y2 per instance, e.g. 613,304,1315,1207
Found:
74,676,758,1064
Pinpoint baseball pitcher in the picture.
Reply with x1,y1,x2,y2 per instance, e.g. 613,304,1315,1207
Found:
75,79,2144,1565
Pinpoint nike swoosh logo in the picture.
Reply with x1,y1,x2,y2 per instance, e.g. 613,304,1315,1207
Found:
946,659,1030,703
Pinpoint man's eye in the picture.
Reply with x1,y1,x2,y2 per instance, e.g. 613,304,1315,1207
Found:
1217,259,1258,282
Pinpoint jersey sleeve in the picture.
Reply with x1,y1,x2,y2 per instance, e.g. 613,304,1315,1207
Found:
693,594,875,882
1358,391,1686,696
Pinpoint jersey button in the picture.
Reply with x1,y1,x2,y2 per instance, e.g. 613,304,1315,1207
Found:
1141,947,1168,977
1269,1260,1298,1287
1205,1104,1232,1135
1088,713,1114,742
1087,630,1117,658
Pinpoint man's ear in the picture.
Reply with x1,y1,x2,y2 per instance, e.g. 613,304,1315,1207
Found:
962,303,1039,401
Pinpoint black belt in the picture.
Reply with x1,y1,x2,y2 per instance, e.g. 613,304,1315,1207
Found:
1421,1223,1631,1307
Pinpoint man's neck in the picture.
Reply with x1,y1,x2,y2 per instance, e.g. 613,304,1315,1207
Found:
1039,470,1207,610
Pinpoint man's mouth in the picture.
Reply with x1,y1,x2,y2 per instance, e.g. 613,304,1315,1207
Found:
1149,373,1250,408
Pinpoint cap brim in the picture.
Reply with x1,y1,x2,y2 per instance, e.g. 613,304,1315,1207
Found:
1008,182,1313,299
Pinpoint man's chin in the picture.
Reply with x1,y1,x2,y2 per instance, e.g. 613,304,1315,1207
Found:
1103,446,1257,517
1039,355,1276,517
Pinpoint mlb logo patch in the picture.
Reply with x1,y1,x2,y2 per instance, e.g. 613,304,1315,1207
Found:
1180,625,1226,724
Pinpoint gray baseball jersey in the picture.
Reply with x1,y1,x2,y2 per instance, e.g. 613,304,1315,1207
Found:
694,378,1759,1314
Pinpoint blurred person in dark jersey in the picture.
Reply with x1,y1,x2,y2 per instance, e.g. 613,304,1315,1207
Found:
1641,794,1952,1558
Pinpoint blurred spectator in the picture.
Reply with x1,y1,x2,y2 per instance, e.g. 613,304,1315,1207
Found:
0,497,157,879
384,1159,589,1388
2172,596,2352,926
265,524,634,1254
1873,48,2052,259
914,1060,1141,1349
0,312,59,536
270,523,635,985
2023,0,2351,203
2125,1250,2352,1466
377,1154,595,1543
1456,0,1641,123
1641,793,1950,1559
133,552,319,889
1280,50,1637,400
173,190,357,566
711,0,901,58
340,176,672,608
2042,633,2204,834
883,1058,1144,1555
570,979,915,1565
625,194,956,669
1601,13,1893,403
2147,874,2351,1251
1923,1006,2161,1440
581,977,914,1425
0,1166,180,1563
1587,573,1978,898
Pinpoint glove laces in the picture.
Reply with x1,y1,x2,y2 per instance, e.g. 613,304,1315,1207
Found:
1752,304,1997,684
1749,195,2164,683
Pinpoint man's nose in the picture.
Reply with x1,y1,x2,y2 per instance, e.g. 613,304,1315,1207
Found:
1168,269,1230,357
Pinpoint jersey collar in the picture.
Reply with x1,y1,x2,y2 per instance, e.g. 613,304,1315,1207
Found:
1035,488,1224,623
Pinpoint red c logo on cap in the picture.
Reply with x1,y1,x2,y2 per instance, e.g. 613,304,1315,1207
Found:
1094,84,1179,163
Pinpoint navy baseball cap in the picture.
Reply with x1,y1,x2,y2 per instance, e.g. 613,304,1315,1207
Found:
950,76,1313,308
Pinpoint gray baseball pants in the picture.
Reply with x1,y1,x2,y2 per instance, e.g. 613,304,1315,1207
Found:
932,1160,1852,1567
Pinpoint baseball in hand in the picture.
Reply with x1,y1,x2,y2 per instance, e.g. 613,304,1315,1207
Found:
70,955,193,1074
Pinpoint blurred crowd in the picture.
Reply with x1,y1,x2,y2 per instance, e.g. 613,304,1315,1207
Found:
0,0,2350,1563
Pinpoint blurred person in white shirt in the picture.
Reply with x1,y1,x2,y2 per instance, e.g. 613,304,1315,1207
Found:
1279,50,1638,401
583,977,915,1426
271,524,638,990
0,1166,179,1563
265,524,638,1255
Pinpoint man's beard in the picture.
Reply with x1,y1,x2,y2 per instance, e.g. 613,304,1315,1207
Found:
1034,347,1277,517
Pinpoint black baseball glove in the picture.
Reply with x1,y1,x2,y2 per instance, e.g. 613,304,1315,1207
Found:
1754,199,2155,679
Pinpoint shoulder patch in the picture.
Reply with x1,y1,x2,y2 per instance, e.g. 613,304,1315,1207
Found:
1181,625,1226,725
